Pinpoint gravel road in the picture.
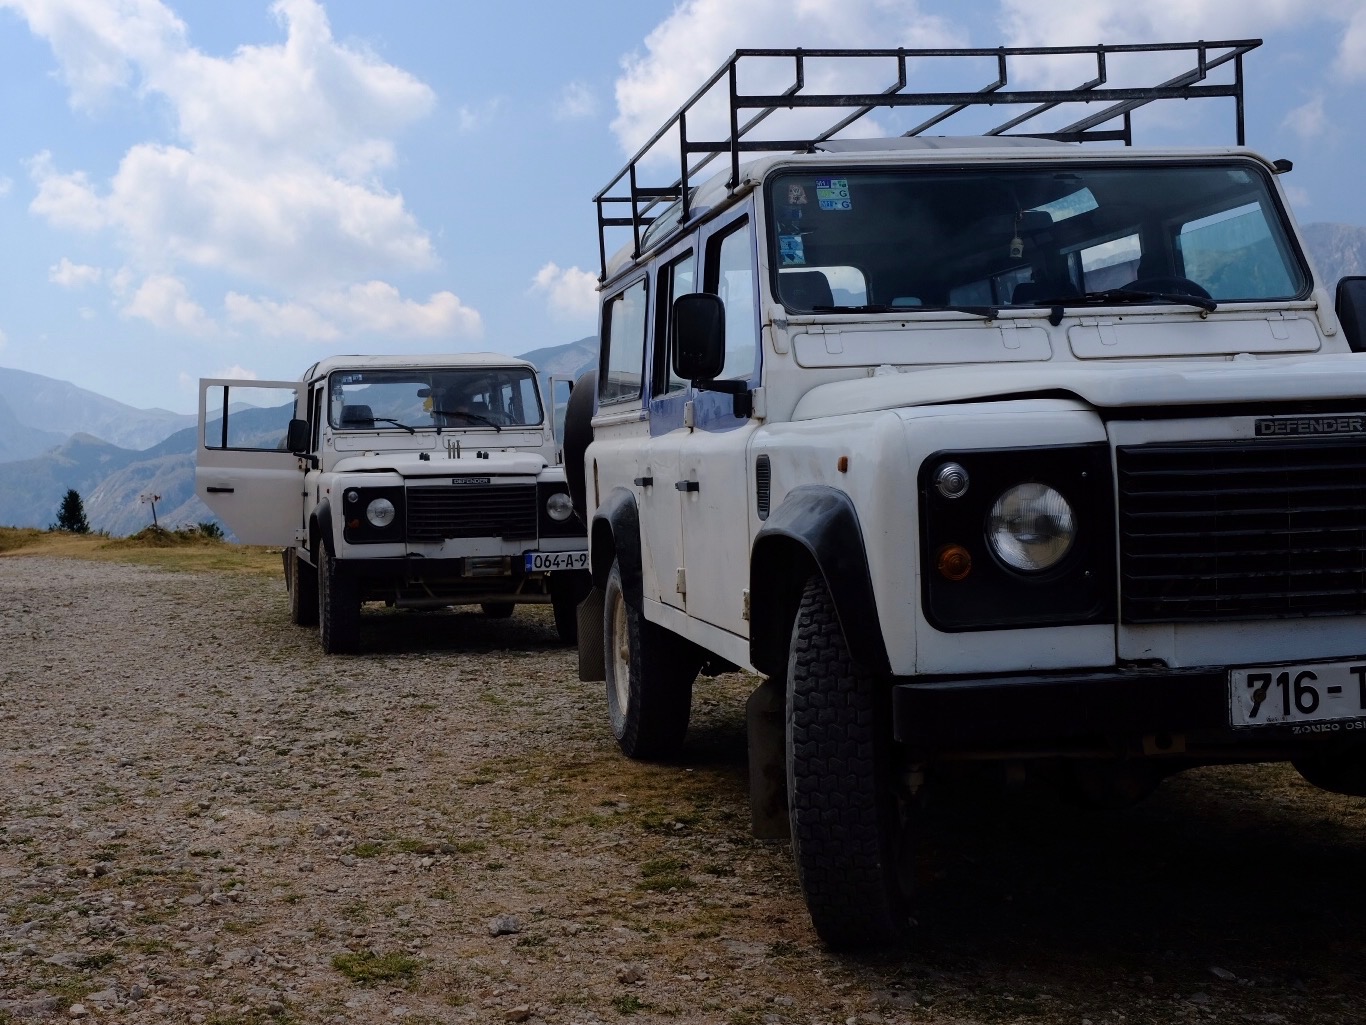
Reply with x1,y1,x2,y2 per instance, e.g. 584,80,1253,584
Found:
4,555,1366,1024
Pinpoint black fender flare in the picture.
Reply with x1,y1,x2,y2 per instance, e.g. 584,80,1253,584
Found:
590,486,642,602
311,500,334,559
749,485,890,678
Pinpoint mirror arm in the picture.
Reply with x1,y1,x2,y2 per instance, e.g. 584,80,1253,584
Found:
692,379,754,419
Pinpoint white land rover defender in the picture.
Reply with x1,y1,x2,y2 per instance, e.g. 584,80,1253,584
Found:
196,353,589,654
565,41,1366,947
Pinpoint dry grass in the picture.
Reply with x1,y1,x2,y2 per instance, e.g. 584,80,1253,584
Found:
0,525,281,576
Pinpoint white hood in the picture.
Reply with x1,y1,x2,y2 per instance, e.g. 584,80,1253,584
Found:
330,450,549,476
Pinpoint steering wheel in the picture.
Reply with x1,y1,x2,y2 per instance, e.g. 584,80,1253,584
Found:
1122,276,1212,300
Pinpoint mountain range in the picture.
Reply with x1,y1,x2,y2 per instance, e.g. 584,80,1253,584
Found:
2,219,1364,535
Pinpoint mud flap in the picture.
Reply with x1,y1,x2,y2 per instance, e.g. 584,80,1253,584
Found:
746,675,790,840
577,586,606,682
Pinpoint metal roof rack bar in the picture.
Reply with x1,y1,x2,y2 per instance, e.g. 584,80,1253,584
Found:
594,40,1262,279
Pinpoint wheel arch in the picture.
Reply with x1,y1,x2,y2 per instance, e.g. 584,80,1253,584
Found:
590,486,642,597
750,485,891,678
310,500,334,559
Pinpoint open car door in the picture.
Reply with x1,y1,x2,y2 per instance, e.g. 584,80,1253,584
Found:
195,378,304,546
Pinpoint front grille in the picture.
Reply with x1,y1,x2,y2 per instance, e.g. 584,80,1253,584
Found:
406,484,537,542
1117,439,1366,622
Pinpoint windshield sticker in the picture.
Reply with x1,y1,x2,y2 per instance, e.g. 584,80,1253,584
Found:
816,177,852,211
786,183,809,205
779,235,807,266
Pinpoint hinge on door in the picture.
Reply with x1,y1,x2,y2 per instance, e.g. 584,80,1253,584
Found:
742,588,750,621
675,568,687,595
683,401,696,429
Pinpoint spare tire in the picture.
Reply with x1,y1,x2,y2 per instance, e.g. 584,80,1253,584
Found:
562,369,597,525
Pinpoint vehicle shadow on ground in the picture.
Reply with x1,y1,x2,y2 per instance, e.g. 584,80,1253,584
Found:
348,605,569,656
889,766,1366,999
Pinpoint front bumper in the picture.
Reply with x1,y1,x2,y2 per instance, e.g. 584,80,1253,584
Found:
894,663,1366,757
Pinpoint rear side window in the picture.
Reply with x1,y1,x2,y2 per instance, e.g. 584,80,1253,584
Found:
600,278,648,405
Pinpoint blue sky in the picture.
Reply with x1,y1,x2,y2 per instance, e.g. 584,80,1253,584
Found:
1,0,1363,415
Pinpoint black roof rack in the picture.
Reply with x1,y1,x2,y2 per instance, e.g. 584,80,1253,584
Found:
594,39,1262,278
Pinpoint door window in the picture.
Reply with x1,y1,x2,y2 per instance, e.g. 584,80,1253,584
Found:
653,250,696,397
202,385,296,451
708,220,758,382
600,278,649,405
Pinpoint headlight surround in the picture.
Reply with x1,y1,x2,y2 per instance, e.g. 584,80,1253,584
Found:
365,497,396,528
987,483,1076,573
546,491,574,522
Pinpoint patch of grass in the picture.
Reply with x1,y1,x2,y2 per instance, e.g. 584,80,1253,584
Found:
637,856,696,893
331,949,421,987
349,841,384,858
612,994,650,1015
0,525,280,575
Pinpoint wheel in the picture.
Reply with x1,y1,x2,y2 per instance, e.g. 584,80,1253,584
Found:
1292,748,1366,796
288,548,318,627
317,546,361,654
549,570,591,645
603,558,699,759
480,602,515,619
1122,275,1212,300
562,370,596,524
786,575,912,948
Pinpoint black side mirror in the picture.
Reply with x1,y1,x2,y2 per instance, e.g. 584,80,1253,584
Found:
286,418,310,454
1337,277,1366,353
673,293,726,381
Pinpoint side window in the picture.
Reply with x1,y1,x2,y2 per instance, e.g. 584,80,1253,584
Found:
600,278,648,405
202,385,295,451
309,385,324,452
652,250,695,397
707,219,758,382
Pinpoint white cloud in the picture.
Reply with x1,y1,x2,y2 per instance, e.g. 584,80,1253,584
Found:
49,257,103,288
611,0,963,159
0,176,11,198
554,81,597,121
1339,4,1366,80
532,263,599,321
13,0,439,293
456,98,503,134
212,364,258,381
224,282,481,341
1282,95,1328,141
121,274,213,333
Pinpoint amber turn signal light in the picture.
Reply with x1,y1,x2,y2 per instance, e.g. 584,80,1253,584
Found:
937,544,972,581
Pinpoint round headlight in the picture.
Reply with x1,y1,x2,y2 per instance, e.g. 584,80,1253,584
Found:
934,462,970,499
987,483,1075,572
546,491,574,522
365,497,396,528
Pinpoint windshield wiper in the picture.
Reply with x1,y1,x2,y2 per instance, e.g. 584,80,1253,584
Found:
430,409,503,432
372,417,416,434
1022,288,1218,314
812,303,999,319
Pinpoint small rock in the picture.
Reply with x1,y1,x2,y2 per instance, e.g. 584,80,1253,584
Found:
488,915,522,937
68,1004,89,1019
504,1007,532,1023
617,965,644,984
1188,992,1211,1004
1210,966,1237,981
298,863,315,873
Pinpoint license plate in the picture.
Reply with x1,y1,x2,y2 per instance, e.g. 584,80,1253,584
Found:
524,550,588,572
1230,659,1366,731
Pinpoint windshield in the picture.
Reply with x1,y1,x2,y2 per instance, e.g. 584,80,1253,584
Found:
327,367,544,431
766,161,1308,312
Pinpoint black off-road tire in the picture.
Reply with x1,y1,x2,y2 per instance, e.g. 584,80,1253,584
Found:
317,546,361,654
562,370,596,523
288,548,318,627
786,575,912,948
603,558,699,760
480,602,515,619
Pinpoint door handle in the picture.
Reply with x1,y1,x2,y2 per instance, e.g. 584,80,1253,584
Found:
206,486,235,494
674,480,699,493
633,476,654,487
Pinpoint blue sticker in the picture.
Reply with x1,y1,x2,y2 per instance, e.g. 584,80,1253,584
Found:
779,235,806,266
816,177,852,212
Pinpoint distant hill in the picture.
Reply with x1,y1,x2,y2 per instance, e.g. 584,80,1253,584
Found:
0,367,197,454
1303,222,1366,284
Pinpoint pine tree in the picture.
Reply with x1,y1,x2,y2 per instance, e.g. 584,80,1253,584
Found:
54,489,91,534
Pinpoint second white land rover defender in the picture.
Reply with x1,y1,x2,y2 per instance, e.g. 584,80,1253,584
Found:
566,41,1366,947
197,353,589,654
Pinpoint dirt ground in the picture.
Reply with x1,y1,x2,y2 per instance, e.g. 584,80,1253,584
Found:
3,553,1366,1024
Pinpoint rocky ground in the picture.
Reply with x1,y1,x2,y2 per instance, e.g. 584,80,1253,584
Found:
3,554,1366,1024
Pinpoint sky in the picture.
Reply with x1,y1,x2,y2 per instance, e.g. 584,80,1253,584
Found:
0,0,1363,415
